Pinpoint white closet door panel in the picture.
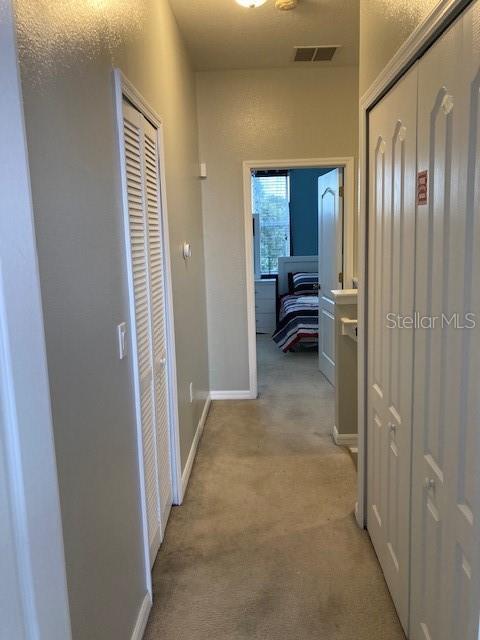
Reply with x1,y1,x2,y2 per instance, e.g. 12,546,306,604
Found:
367,64,418,632
455,17,480,632
318,169,343,385
411,16,462,640
123,101,161,564
451,12,480,638
143,119,172,532
412,6,480,639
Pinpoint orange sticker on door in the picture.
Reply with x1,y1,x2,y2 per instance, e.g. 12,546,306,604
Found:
417,170,428,205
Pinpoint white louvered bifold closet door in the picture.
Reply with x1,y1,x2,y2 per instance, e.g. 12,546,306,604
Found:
122,99,172,567
143,119,173,530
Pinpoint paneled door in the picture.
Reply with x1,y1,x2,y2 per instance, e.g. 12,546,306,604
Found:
411,6,480,639
318,169,343,385
367,64,418,633
122,99,172,567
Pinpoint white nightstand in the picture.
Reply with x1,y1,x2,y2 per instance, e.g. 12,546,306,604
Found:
255,279,276,333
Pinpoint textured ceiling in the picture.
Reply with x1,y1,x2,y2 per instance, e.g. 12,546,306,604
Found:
169,0,359,71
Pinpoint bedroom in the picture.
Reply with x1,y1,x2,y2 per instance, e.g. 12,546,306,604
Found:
249,161,357,451
253,165,335,350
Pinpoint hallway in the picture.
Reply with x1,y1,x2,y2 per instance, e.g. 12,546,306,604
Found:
144,336,405,640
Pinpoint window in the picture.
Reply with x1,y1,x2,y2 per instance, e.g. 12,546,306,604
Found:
252,172,290,276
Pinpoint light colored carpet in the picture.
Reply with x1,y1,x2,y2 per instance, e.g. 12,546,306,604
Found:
144,335,405,640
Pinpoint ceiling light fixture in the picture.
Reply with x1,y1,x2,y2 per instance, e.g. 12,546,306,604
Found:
275,0,298,9
235,0,268,8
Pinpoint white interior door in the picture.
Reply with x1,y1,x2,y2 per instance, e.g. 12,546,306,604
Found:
367,64,418,633
411,7,480,639
143,118,173,531
318,169,343,385
122,99,172,567
123,100,161,564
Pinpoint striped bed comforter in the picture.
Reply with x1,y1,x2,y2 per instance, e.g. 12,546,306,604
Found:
272,294,319,352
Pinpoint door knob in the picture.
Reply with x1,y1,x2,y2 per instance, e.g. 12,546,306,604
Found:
424,477,435,492
388,423,396,434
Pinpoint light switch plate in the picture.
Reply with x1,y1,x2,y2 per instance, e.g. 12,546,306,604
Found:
117,322,127,360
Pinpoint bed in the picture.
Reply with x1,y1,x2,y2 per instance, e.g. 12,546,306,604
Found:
272,256,319,352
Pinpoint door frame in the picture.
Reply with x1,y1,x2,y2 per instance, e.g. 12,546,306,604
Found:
357,0,472,528
113,69,182,594
243,157,355,399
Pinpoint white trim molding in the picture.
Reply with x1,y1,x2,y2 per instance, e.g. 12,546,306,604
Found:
181,396,212,498
332,425,358,449
130,593,152,640
210,390,256,401
357,0,472,529
243,157,356,401
360,0,470,111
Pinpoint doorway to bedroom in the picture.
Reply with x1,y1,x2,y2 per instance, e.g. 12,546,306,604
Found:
243,157,357,457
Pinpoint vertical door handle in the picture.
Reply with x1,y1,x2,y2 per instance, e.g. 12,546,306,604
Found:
424,477,436,492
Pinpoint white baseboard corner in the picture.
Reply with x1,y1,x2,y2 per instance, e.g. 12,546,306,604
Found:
131,593,152,640
332,425,358,449
181,395,212,498
210,390,256,400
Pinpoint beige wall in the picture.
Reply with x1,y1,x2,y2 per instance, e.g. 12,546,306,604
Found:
15,0,208,638
197,67,358,392
359,0,439,95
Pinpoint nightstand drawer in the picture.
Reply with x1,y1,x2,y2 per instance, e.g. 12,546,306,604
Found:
254,279,276,301
255,298,275,314
256,312,276,334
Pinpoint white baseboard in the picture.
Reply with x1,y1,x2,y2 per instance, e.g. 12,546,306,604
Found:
332,424,358,448
210,390,256,400
131,593,152,640
181,396,212,499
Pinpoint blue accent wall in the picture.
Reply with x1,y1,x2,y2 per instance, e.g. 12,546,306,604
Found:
289,168,332,256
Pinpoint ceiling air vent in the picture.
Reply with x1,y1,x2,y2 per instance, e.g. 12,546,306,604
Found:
294,46,338,62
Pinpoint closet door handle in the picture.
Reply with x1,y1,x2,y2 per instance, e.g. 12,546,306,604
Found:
388,422,396,435
424,477,436,492
156,355,167,368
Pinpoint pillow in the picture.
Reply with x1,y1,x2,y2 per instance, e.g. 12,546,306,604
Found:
292,272,319,296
